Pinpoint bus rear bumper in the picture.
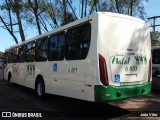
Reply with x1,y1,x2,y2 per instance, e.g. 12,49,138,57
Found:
94,82,152,102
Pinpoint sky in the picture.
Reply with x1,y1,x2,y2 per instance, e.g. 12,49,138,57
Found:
0,0,160,53
145,0,160,32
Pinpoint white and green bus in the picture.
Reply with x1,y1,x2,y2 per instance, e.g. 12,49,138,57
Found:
4,12,152,102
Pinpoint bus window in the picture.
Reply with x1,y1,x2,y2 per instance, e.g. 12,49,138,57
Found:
66,23,91,60
4,50,8,64
48,32,65,61
8,49,12,63
26,42,35,62
152,49,160,64
12,47,19,63
35,38,48,62
19,45,26,63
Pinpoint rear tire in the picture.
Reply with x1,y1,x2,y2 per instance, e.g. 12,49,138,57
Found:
35,78,45,99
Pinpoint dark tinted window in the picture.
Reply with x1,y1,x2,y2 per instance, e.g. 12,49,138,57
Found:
4,51,8,64
48,32,65,61
19,45,26,62
12,47,19,63
35,38,48,62
152,49,160,64
26,42,35,62
7,50,12,63
66,23,91,60
8,48,18,63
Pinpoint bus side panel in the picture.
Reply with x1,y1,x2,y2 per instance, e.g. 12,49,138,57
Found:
35,18,99,101
36,61,87,100
84,15,99,101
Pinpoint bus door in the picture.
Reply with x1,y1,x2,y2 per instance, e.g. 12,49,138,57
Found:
12,47,19,81
3,51,9,80
16,44,26,85
6,48,19,83
25,42,35,88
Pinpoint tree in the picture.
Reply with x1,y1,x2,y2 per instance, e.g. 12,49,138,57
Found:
27,0,42,35
0,16,18,43
83,0,148,20
155,31,159,46
44,0,59,28
109,0,148,19
0,0,25,43
10,0,25,41
0,0,18,43
50,0,76,26
59,0,77,25
0,0,149,44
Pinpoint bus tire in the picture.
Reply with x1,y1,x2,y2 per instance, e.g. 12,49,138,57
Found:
35,78,45,99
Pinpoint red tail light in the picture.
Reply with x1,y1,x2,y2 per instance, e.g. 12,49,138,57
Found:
148,57,152,82
99,54,109,86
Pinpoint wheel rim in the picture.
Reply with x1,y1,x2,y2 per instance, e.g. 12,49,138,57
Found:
37,83,42,96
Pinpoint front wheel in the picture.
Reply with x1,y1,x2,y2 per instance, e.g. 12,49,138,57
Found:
35,78,45,99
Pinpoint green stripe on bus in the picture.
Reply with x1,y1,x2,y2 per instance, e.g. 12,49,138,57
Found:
94,82,152,102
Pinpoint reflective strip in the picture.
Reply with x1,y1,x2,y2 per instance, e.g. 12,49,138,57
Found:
100,94,110,97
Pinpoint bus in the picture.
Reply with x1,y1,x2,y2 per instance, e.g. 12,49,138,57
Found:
4,12,152,102
152,46,160,89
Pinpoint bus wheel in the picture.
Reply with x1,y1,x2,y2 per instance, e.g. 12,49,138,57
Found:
35,78,45,99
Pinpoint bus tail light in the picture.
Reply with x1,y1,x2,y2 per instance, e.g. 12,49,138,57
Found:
148,57,152,82
99,54,109,86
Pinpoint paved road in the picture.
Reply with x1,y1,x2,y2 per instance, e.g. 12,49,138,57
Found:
0,80,160,120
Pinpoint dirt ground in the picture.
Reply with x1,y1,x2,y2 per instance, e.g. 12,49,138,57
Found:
0,80,160,120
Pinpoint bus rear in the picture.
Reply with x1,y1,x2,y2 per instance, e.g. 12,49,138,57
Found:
94,12,152,101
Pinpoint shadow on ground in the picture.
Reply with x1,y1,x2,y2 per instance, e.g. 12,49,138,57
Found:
0,80,131,119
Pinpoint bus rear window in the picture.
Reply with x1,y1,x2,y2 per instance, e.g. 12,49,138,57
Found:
66,23,91,60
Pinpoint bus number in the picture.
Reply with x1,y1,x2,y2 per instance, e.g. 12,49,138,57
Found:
68,67,77,73
125,66,137,72
130,66,137,71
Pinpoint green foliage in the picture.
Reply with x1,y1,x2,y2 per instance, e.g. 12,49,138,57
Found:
87,0,148,20
0,0,149,43
155,31,160,46
60,12,76,26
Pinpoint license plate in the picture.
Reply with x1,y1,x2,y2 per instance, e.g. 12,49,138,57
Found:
124,89,138,94
120,81,140,86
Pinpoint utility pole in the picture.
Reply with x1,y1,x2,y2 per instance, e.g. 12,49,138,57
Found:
147,16,160,46
147,16,160,33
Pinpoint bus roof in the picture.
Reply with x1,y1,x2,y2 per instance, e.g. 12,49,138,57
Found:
96,12,146,24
